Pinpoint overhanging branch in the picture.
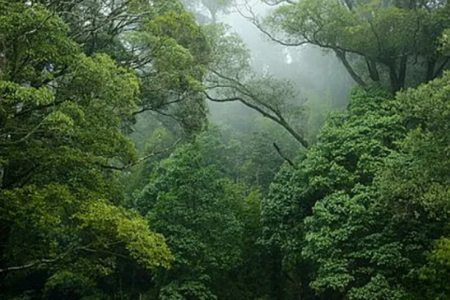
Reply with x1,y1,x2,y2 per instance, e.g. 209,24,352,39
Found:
334,49,367,87
273,142,295,167
0,245,77,273
237,3,307,47
205,92,309,148
98,138,182,171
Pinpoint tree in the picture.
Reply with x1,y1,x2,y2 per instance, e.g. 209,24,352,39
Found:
261,87,405,299
378,70,450,299
256,0,450,93
136,134,244,299
204,24,310,148
284,71,450,299
181,0,235,23
39,0,211,134
0,2,173,298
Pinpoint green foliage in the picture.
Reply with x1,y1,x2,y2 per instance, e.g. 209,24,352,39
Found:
261,87,406,299
376,71,450,299
0,2,173,298
442,29,450,55
76,200,173,269
124,127,179,196
379,71,450,220
44,0,210,134
2,0,450,299
137,133,244,299
304,92,334,142
265,0,450,91
303,70,450,300
304,187,412,299
131,127,278,299
0,2,78,83
43,269,105,299
127,1,210,134
420,238,450,300
263,70,450,299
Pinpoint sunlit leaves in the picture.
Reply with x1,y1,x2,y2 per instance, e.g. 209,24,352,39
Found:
420,238,450,299
0,3,173,298
0,82,54,106
76,200,173,269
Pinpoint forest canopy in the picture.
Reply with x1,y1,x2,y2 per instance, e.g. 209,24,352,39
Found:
1,0,450,299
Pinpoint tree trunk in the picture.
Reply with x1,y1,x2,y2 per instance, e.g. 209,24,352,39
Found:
365,57,380,82
398,56,407,90
426,58,436,82
388,66,399,94
387,57,407,94
335,50,367,87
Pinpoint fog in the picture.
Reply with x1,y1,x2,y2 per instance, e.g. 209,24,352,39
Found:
200,0,354,136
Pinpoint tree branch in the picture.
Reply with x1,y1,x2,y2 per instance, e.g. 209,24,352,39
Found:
98,138,182,171
433,57,450,79
0,258,60,273
205,92,309,148
273,142,295,167
0,245,76,273
237,2,306,46
334,49,367,87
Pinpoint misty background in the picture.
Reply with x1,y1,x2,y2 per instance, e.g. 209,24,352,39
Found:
203,0,354,141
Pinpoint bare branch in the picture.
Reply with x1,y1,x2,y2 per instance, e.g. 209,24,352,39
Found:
237,3,307,47
273,142,295,167
0,245,76,273
262,0,296,5
205,91,309,148
0,258,60,273
99,138,182,171
0,120,46,145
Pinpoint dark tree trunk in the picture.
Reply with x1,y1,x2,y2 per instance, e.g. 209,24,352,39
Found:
335,50,367,87
388,61,399,94
341,0,354,10
387,56,407,94
365,57,380,82
398,56,407,89
426,58,436,82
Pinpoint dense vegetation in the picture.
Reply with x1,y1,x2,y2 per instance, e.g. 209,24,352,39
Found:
1,0,449,299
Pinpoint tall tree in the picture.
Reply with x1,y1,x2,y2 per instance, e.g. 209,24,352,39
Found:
256,0,450,93
261,87,406,299
0,2,174,298
135,134,244,299
39,0,211,134
304,70,450,300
